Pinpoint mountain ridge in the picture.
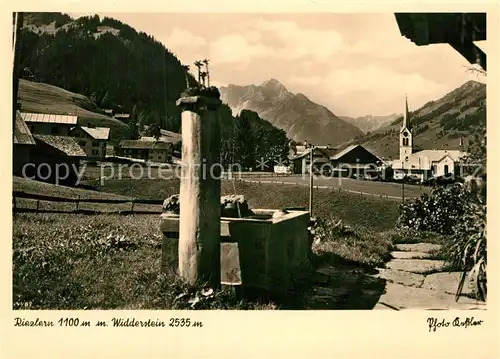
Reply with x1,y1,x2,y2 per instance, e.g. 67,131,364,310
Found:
220,79,363,146
340,113,402,133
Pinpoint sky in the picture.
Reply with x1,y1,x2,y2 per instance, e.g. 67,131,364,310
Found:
70,12,487,117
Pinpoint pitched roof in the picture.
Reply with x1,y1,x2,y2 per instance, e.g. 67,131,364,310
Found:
319,147,339,158
119,140,172,150
139,136,173,143
80,126,110,140
411,149,465,162
330,145,359,160
14,111,36,145
291,147,337,160
21,112,78,125
160,129,182,143
34,135,86,157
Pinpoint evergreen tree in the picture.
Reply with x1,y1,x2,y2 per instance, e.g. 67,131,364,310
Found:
100,90,111,108
129,104,139,139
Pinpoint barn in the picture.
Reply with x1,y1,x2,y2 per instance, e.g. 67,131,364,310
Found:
330,144,382,178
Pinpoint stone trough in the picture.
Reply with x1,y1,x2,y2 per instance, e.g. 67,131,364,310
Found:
160,207,311,297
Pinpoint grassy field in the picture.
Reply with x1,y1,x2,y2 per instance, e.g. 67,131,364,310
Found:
15,175,401,231
14,176,128,200
243,175,430,198
13,212,277,310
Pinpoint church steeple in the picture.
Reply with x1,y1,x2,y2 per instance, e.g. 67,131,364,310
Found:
402,93,411,129
399,94,413,161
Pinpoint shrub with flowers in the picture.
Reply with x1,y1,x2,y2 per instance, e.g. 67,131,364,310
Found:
397,183,470,234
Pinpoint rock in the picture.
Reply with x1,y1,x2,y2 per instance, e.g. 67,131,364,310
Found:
221,194,253,218
374,268,425,287
162,194,255,218
386,259,446,274
376,282,486,310
395,243,442,253
391,251,432,259
422,272,475,296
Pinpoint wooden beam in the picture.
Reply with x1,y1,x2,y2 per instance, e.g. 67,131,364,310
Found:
394,13,486,70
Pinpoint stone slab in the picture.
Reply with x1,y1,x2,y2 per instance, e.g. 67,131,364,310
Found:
386,259,446,274
374,268,425,287
395,243,442,253
391,251,432,259
376,283,486,310
422,272,475,296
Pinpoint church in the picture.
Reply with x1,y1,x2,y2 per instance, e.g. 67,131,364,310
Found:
391,96,468,182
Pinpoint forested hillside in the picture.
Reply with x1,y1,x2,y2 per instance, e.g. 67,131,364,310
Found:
19,13,191,132
17,12,290,169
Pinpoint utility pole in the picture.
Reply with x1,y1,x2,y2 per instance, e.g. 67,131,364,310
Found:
308,144,330,217
401,162,405,202
402,177,405,202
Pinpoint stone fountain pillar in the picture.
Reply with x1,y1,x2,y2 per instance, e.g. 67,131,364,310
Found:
176,90,222,288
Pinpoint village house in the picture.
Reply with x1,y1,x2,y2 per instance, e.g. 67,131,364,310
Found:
391,95,468,182
290,146,337,175
289,141,382,178
21,112,78,136
117,139,173,163
70,126,110,161
13,110,36,177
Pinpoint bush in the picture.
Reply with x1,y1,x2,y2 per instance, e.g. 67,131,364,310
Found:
397,184,469,234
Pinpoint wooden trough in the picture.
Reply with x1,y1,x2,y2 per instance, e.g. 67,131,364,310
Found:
160,209,311,297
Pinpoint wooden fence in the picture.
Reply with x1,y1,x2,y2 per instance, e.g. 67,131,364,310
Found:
12,191,164,215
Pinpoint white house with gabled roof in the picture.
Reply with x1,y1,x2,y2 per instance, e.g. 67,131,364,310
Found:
70,125,110,160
